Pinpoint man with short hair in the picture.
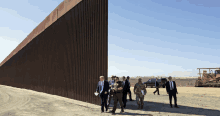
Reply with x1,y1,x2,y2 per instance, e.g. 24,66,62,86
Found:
134,78,147,109
153,78,160,95
166,76,179,108
122,76,129,108
127,76,134,101
96,76,110,113
110,77,124,115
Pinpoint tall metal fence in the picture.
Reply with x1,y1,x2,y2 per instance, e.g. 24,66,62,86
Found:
0,0,108,105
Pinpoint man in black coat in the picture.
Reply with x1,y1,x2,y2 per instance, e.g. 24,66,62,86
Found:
122,76,129,108
153,78,160,95
96,76,110,113
166,76,179,108
126,76,134,101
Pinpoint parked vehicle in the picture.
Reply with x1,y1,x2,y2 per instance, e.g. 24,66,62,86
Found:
143,78,167,88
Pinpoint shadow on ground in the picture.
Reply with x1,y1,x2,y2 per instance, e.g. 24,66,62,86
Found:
108,99,220,116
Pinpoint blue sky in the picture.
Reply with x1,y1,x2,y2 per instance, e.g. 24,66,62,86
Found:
0,0,220,77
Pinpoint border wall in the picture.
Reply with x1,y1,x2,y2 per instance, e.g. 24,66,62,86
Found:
0,0,108,105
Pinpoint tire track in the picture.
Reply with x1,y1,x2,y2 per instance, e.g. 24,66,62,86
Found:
0,87,31,114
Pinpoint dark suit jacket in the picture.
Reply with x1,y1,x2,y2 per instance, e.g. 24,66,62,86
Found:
127,80,131,89
166,81,177,93
123,80,129,92
155,81,159,87
96,80,110,95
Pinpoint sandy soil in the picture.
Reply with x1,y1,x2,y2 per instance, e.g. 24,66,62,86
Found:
0,84,220,116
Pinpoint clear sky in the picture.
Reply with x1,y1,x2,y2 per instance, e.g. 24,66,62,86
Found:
0,0,220,77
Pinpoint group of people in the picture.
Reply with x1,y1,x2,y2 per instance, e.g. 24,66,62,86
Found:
95,75,179,115
95,75,134,115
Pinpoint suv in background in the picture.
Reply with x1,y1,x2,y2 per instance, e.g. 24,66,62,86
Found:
143,78,167,88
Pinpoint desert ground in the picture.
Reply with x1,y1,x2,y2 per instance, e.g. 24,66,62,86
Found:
1,78,220,116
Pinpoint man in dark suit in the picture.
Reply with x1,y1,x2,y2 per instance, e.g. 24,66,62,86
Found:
110,77,124,115
96,76,110,113
153,78,160,95
166,76,179,108
122,76,129,108
126,76,134,101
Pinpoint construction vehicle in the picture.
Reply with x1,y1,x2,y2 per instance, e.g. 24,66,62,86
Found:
195,68,220,87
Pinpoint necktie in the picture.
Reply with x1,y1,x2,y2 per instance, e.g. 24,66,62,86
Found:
170,81,172,90
100,81,103,93
172,81,174,89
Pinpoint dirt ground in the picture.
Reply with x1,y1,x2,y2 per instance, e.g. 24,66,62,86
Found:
1,81,220,116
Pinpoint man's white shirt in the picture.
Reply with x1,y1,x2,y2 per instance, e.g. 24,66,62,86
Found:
100,80,104,93
169,81,174,90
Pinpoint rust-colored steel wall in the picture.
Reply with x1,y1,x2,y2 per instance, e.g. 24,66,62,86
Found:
0,0,108,105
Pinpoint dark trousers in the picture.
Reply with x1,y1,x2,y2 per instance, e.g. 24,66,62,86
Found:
153,87,160,94
112,92,124,113
100,93,108,112
127,89,132,100
108,90,114,106
122,91,128,108
169,91,177,107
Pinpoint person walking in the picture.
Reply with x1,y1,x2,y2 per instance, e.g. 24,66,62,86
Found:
153,78,160,95
107,75,115,107
110,77,124,115
96,76,110,113
134,78,147,109
126,76,134,101
166,76,179,108
122,76,129,108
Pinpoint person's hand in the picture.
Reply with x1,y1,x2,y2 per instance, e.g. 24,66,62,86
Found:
104,92,107,94
176,92,178,94
167,92,169,94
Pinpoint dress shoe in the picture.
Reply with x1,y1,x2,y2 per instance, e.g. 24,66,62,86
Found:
153,92,155,95
110,111,115,115
158,94,160,95
174,106,179,108
101,111,104,113
120,110,124,113
130,99,134,101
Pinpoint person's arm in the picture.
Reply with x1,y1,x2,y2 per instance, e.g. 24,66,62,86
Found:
107,82,110,91
174,81,178,94
144,87,147,95
165,82,169,93
96,82,99,92
134,84,136,93
118,82,123,90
